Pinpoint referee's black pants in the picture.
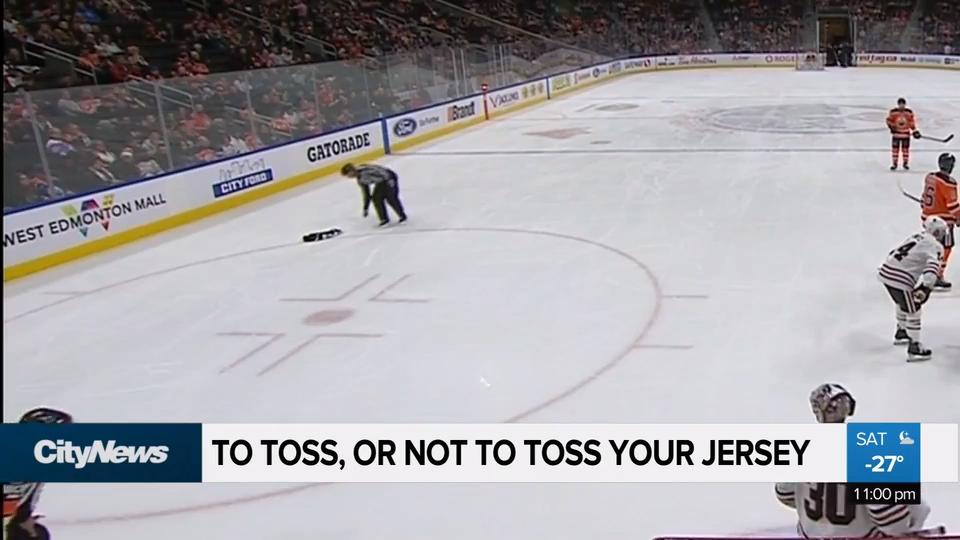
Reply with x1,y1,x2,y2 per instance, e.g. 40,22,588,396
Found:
372,179,407,222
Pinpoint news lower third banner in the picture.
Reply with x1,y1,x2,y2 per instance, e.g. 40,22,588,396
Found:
0,424,957,483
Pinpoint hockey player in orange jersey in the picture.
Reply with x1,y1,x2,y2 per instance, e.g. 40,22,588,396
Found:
922,153,958,289
886,98,920,170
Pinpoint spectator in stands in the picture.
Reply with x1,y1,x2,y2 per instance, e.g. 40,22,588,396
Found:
4,0,957,211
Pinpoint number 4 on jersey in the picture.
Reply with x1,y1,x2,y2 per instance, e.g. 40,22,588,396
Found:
891,238,918,262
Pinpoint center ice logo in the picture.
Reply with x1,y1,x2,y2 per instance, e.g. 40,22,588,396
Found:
702,104,890,134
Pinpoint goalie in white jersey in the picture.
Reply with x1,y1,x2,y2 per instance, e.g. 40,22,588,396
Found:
775,384,931,538
877,216,948,361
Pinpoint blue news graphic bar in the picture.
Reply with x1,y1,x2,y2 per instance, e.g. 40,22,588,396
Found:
0,423,202,483
846,423,921,484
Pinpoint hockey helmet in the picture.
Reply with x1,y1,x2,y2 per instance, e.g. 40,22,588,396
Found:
938,153,956,174
924,216,949,245
20,407,73,424
809,383,856,424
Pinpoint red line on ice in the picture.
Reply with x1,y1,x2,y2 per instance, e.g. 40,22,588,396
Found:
216,332,285,373
368,274,430,303
255,333,383,376
278,274,381,302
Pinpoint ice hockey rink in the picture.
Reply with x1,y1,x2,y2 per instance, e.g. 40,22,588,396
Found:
4,67,960,539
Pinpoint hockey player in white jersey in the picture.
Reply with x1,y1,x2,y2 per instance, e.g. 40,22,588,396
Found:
877,216,948,361
775,384,931,538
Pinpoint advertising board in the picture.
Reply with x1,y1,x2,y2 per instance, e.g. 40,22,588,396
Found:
4,121,384,271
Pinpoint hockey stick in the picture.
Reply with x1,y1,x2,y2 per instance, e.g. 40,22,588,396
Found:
302,228,343,243
919,133,954,144
897,178,923,204
917,525,948,537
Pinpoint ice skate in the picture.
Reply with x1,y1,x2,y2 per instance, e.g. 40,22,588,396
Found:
894,328,910,345
906,341,932,362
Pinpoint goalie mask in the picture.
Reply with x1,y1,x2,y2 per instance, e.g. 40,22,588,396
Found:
809,383,856,424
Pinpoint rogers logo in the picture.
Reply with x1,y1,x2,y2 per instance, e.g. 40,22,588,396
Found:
765,54,793,63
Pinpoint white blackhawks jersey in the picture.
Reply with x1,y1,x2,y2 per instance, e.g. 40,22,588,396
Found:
878,232,943,291
775,483,924,538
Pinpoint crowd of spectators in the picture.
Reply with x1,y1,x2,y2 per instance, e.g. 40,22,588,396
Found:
4,0,955,210
4,0,170,91
3,0,323,94
705,0,806,52
920,0,959,54
3,58,409,209
819,0,914,51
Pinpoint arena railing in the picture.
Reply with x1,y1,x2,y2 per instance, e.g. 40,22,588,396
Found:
2,37,607,213
3,37,955,215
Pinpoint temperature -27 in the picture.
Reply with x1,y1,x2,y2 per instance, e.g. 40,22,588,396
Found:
866,455,904,473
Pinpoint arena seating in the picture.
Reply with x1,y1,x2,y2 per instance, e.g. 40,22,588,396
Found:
2,0,952,210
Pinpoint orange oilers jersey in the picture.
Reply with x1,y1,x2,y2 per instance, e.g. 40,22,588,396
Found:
922,171,959,224
886,108,916,137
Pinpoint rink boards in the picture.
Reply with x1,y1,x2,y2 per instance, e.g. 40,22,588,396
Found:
3,51,959,281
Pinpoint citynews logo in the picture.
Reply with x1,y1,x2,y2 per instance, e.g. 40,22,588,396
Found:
34,439,169,469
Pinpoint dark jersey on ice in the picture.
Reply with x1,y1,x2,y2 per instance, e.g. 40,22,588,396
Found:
356,165,398,213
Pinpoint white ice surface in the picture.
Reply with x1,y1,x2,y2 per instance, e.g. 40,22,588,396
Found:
4,67,959,539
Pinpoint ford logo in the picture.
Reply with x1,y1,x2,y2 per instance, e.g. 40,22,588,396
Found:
394,118,417,137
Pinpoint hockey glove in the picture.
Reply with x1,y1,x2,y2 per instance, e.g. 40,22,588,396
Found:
912,285,931,305
913,131,922,139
